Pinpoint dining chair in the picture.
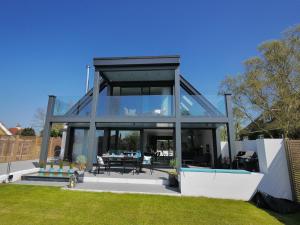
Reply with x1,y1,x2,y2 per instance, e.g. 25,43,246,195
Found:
96,156,109,174
142,155,153,175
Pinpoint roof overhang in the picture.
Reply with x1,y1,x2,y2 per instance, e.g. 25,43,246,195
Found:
93,55,180,82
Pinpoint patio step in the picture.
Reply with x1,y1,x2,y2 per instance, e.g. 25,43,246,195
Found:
21,173,70,182
83,176,169,185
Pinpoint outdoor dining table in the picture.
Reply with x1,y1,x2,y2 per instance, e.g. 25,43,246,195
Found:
101,154,140,174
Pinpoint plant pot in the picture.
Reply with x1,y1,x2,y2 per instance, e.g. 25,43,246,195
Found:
39,168,45,173
49,168,55,173
168,173,178,187
76,170,85,183
68,169,74,174
58,168,63,173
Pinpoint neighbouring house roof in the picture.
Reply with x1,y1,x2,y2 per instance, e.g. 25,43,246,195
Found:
0,122,12,135
239,114,300,139
8,124,22,135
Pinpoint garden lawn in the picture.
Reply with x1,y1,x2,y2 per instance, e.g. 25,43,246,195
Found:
0,184,299,225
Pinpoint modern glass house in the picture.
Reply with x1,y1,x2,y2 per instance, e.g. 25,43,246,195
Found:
39,55,235,171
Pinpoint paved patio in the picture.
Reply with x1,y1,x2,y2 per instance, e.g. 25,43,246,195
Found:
0,159,39,175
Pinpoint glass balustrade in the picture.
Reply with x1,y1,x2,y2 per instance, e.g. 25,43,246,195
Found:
97,95,174,117
180,93,226,117
53,93,226,118
53,96,91,116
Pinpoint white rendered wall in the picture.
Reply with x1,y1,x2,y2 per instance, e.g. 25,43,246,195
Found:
256,139,293,200
180,171,263,200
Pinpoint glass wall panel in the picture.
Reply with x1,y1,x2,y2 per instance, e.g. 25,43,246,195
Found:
181,129,214,168
109,130,140,152
70,128,89,161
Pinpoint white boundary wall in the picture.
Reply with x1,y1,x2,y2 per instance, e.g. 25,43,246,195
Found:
180,171,263,200
256,139,292,200
181,139,293,200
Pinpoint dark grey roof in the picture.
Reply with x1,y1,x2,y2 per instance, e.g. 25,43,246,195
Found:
93,55,180,67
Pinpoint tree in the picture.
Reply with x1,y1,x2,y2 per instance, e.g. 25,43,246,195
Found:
20,127,36,136
220,24,300,139
32,107,46,130
50,128,63,137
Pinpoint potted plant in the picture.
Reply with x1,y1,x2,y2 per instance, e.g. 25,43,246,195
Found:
58,160,63,173
39,161,46,173
76,155,87,171
49,161,55,173
75,155,87,183
68,162,74,174
168,159,179,187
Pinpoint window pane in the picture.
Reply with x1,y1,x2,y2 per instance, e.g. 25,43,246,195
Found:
142,87,150,95
118,130,140,151
109,130,117,150
113,87,120,96
150,87,171,95
121,87,141,96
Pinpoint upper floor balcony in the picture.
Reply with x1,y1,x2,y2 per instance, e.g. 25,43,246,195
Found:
52,92,226,118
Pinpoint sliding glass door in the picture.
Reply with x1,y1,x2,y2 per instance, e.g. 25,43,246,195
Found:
109,130,141,151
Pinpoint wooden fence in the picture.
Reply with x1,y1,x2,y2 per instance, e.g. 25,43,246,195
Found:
0,135,61,163
285,140,300,203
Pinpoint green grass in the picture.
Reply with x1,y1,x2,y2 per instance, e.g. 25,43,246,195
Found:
0,184,299,225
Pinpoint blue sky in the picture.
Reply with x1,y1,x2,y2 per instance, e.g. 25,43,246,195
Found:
0,0,299,128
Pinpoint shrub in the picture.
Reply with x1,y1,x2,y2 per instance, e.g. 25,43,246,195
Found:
50,129,62,137
69,162,74,169
20,128,36,136
59,160,64,169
